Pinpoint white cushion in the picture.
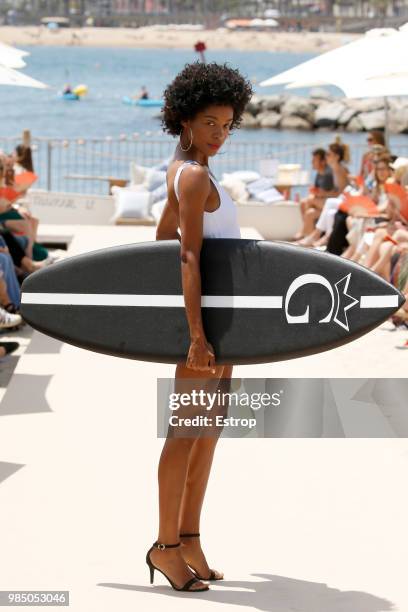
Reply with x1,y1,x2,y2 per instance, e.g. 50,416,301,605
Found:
144,169,167,191
256,187,285,204
129,162,150,185
247,177,275,197
151,199,167,224
111,186,153,221
151,182,168,203
223,170,261,184
219,176,249,202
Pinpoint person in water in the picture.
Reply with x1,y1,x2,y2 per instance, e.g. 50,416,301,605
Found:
62,83,72,95
138,85,149,100
145,61,252,592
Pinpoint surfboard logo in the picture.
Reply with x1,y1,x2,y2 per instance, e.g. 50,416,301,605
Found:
285,273,358,331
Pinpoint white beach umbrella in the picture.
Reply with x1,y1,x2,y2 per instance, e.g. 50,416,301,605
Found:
0,65,48,89
0,42,28,69
259,26,408,144
259,27,408,89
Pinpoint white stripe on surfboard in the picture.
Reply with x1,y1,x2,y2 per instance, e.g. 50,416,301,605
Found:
21,293,283,308
360,295,399,308
22,292,398,309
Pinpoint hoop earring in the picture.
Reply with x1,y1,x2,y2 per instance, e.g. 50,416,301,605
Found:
180,126,193,152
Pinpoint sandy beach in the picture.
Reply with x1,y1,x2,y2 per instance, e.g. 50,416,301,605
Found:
0,25,357,52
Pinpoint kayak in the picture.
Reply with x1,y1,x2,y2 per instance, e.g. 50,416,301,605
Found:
122,96,163,107
59,92,80,101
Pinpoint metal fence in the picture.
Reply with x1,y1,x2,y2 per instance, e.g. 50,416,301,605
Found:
2,135,408,196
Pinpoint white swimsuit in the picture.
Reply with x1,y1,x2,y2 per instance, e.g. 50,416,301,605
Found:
173,160,241,239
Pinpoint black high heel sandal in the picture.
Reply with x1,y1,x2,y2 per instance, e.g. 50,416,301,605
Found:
146,541,209,592
179,532,223,581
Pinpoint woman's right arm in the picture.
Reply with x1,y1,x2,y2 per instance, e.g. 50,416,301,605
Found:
178,165,216,373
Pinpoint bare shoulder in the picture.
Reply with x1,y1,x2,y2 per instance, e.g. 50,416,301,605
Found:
168,160,208,188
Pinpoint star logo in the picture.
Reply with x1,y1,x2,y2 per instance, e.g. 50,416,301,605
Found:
333,274,359,331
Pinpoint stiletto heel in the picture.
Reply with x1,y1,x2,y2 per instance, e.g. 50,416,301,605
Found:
146,541,209,592
179,532,223,581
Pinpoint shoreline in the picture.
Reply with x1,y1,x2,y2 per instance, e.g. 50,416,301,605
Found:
0,26,357,52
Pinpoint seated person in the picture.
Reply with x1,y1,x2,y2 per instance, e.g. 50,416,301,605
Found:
0,154,46,261
296,139,350,246
342,154,395,262
359,131,386,181
294,148,335,241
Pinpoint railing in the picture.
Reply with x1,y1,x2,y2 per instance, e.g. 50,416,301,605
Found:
2,135,408,196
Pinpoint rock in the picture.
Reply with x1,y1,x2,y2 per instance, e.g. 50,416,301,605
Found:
388,108,408,133
260,95,282,112
359,110,386,131
280,96,315,122
257,111,281,128
388,98,407,113
280,115,313,130
240,111,260,128
245,95,263,116
314,101,347,127
344,97,384,112
337,106,358,125
310,87,333,100
345,115,364,132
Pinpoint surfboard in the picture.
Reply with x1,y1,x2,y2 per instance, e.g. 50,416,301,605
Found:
20,239,405,365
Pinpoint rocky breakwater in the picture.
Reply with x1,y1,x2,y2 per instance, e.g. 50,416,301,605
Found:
242,88,408,133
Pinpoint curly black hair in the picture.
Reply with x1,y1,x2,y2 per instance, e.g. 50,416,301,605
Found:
161,61,253,136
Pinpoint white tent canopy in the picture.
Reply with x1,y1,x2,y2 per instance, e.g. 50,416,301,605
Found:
0,42,28,69
0,65,48,89
259,26,408,95
259,25,408,143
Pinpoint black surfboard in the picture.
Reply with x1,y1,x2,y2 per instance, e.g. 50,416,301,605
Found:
20,239,405,365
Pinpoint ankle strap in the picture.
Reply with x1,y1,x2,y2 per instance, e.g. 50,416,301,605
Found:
180,532,200,537
153,540,180,550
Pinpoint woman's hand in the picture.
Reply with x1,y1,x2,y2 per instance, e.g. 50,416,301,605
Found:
186,337,216,373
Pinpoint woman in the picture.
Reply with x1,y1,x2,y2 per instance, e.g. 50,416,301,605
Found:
145,62,252,593
344,154,394,263
0,155,44,261
360,130,386,180
297,140,350,247
14,144,34,173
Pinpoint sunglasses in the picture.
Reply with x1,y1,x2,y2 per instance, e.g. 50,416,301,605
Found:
367,137,374,142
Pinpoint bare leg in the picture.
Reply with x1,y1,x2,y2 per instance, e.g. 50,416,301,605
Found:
4,219,35,259
371,242,394,280
178,364,233,579
20,256,49,273
297,208,322,244
293,198,323,241
149,362,227,590
0,278,11,306
342,243,357,260
363,228,387,269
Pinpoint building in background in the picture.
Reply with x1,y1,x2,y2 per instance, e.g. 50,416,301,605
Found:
2,0,408,26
